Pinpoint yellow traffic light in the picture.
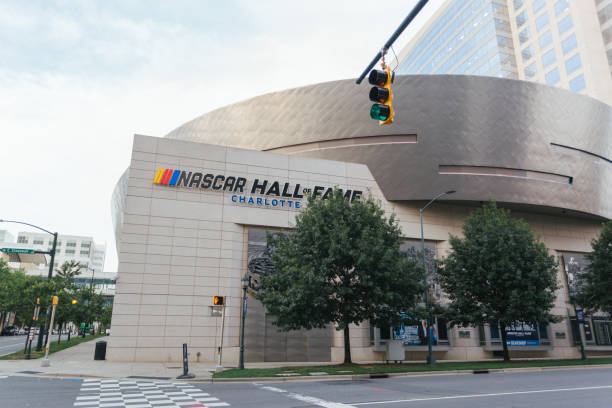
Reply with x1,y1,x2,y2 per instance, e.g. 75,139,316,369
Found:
72,299,78,305
368,65,394,126
213,295,225,306
52,296,59,305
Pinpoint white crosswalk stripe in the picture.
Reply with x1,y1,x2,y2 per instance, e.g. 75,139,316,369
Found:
73,379,229,408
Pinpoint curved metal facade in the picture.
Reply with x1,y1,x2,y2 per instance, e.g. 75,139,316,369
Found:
164,75,612,220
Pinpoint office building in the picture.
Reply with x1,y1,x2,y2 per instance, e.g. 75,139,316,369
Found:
396,0,612,105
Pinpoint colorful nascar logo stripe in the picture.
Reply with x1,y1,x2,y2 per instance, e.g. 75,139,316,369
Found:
153,168,182,186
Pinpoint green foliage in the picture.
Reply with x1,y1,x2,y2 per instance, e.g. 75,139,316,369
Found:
255,189,425,363
438,200,559,361
576,221,612,315
0,259,106,331
213,357,612,379
52,261,82,327
71,286,105,328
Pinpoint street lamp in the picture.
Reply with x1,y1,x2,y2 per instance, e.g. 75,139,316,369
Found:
238,275,249,370
0,219,58,352
419,190,455,365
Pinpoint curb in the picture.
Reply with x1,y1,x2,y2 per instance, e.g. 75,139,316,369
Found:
2,363,612,383
210,363,612,383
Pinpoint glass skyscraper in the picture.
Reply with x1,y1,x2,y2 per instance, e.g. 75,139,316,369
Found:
397,0,612,105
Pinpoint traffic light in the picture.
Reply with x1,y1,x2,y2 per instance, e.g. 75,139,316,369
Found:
72,299,77,305
368,65,394,126
213,295,225,306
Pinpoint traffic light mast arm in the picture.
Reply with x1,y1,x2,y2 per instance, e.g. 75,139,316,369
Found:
355,0,430,84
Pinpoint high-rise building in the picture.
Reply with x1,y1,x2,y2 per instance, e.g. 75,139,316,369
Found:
1,230,115,299
13,231,106,276
396,0,612,105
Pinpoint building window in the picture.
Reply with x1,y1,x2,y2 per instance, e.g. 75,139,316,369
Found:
81,242,91,248
522,44,534,62
562,33,577,55
542,48,556,68
55,249,61,254
17,236,28,244
539,30,552,50
80,250,90,256
599,3,612,25
592,317,612,345
525,62,537,78
33,239,44,245
516,10,527,27
519,27,530,44
554,0,569,16
558,14,573,35
565,53,581,75
545,67,560,85
569,74,586,92
535,12,549,31
65,249,75,255
532,0,546,14
66,242,76,247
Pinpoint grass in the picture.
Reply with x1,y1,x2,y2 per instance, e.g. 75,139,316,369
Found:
213,357,612,379
0,333,106,360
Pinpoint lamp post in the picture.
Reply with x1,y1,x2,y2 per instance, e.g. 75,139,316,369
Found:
0,220,57,351
238,275,249,370
419,190,455,365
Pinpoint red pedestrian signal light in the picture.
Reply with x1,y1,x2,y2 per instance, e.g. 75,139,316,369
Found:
368,66,394,125
213,296,224,306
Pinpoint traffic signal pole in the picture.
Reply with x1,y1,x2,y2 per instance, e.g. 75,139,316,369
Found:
355,0,430,85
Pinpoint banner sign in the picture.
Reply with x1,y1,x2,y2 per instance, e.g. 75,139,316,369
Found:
562,252,590,297
505,323,540,346
153,168,362,209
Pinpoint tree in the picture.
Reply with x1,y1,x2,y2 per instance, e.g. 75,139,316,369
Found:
55,260,82,282
438,200,559,361
255,189,425,364
72,286,104,334
52,261,82,342
576,221,612,315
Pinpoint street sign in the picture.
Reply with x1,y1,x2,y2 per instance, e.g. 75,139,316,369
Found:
1,248,35,254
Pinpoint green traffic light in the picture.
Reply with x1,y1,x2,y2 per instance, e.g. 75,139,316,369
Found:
370,104,390,121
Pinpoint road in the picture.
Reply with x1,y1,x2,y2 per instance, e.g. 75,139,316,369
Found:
0,367,610,407
0,334,61,357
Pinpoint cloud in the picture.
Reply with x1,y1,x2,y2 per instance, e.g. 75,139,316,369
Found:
0,0,443,272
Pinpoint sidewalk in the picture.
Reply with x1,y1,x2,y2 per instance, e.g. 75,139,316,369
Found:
0,338,216,380
1,338,610,382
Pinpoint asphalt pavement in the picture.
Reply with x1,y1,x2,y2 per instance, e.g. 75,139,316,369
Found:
0,334,60,357
0,367,610,407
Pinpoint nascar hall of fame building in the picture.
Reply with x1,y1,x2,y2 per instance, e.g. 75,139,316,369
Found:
110,75,612,363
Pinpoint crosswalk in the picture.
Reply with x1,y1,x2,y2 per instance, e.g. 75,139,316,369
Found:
73,378,229,408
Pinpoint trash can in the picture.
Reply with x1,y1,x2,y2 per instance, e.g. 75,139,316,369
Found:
94,341,107,360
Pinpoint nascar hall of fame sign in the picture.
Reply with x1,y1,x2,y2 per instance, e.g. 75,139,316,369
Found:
153,168,363,209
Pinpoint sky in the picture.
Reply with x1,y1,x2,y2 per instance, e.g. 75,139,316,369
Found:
0,0,444,272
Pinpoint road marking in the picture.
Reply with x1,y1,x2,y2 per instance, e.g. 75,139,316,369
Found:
74,379,230,407
255,384,356,408
351,385,612,405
